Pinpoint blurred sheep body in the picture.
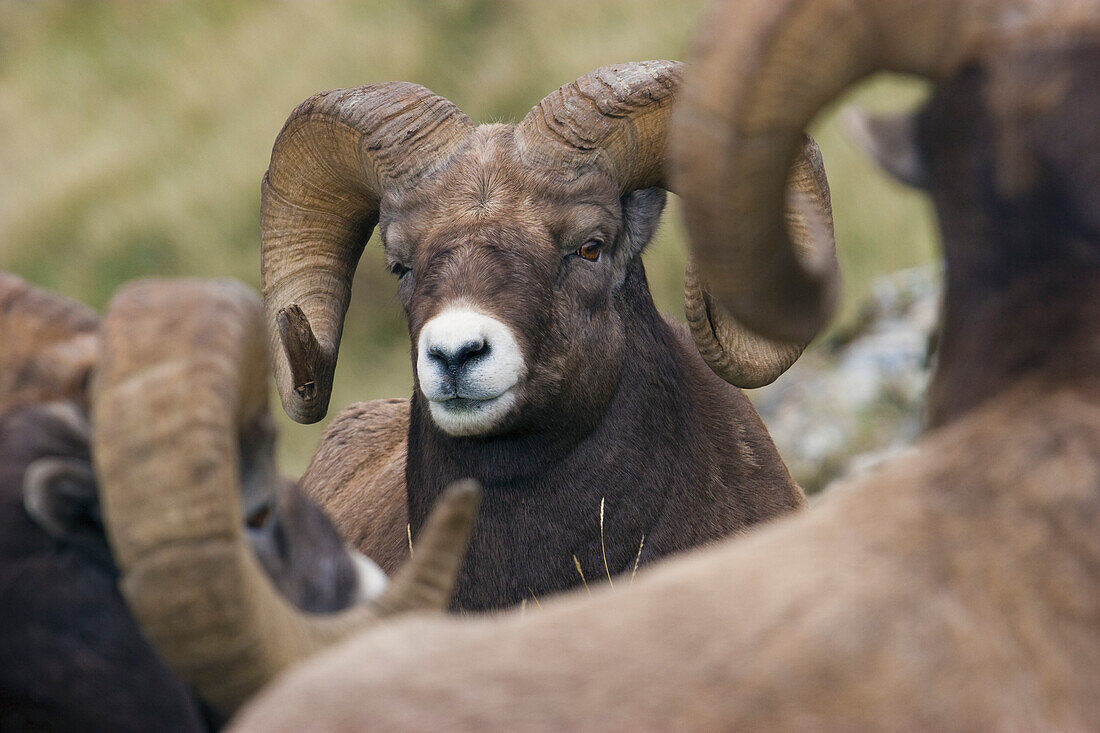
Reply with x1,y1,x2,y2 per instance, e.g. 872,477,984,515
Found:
264,62,836,610
227,2,1100,730
0,402,208,733
0,275,390,728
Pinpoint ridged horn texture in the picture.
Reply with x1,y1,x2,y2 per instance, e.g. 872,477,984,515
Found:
518,61,835,386
91,278,481,715
683,134,834,387
0,271,99,409
515,60,681,193
671,0,1091,345
262,84,475,423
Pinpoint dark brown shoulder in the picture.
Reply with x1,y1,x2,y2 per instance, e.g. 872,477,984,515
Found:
662,316,806,516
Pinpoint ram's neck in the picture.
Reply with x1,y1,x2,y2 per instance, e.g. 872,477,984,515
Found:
403,272,699,610
403,259,801,611
928,251,1100,429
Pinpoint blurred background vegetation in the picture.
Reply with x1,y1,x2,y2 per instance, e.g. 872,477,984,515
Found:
0,0,939,474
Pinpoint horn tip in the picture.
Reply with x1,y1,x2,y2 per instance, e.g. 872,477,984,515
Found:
275,304,333,423
429,479,483,537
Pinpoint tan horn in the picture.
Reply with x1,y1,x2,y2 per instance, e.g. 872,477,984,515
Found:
669,0,1054,344
262,84,474,423
515,60,681,194
92,278,479,715
683,134,834,387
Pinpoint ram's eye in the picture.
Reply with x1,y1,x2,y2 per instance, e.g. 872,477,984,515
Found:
576,240,603,262
388,262,411,278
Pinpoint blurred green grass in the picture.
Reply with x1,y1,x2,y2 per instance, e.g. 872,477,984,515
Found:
0,1,939,474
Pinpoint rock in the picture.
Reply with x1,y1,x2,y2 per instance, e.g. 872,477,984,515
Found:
751,266,941,493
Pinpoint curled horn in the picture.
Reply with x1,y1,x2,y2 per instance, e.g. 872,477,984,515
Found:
262,84,474,423
92,279,480,715
514,60,681,194
516,62,836,387
684,134,834,387
669,0,1073,344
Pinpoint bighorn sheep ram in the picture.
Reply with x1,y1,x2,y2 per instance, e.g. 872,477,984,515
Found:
0,273,382,607
227,1,1100,730
0,275,477,725
265,61,836,610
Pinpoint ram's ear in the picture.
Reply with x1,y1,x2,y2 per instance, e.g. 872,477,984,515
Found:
23,454,100,529
24,456,116,570
841,106,928,190
619,187,667,259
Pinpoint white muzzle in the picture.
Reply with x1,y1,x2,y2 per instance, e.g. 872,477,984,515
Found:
416,306,525,436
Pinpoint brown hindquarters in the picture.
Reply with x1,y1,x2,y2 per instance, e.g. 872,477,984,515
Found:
301,398,410,574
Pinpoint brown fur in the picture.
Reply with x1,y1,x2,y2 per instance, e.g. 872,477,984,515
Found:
230,33,1100,732
302,399,410,574
0,272,99,412
305,123,804,611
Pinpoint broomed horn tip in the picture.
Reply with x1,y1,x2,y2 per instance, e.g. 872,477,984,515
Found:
276,304,322,402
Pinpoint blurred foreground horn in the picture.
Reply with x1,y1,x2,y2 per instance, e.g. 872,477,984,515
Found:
671,0,1061,343
93,278,479,715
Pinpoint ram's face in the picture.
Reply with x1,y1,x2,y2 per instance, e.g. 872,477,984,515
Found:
247,478,388,613
379,125,662,438
262,61,820,428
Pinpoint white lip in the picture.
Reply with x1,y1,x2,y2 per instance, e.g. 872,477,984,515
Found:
427,388,517,437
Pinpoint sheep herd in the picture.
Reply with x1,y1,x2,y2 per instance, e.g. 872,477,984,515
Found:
3,0,1098,730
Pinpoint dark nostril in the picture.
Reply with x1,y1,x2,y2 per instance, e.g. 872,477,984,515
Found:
458,338,487,360
429,339,488,374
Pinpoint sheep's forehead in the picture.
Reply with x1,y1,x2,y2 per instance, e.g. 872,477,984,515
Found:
392,124,619,243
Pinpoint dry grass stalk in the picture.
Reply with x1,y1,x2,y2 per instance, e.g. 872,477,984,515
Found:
599,497,614,589
630,534,646,586
572,555,591,595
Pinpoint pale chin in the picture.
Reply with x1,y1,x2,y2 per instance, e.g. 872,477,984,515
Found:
428,390,517,437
